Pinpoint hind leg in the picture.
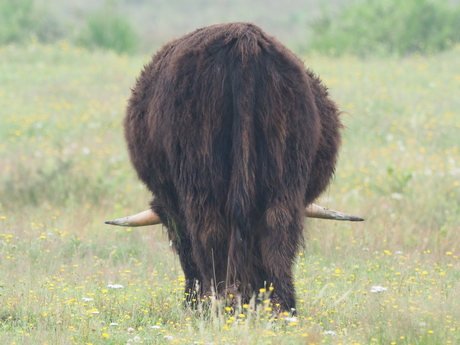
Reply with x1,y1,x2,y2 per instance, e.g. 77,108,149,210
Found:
152,202,202,304
170,225,205,305
189,225,230,299
259,217,302,313
174,229,203,304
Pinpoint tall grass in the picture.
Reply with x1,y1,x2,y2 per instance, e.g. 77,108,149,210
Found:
0,42,459,343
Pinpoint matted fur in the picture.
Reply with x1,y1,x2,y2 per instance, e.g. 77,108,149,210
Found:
124,22,342,312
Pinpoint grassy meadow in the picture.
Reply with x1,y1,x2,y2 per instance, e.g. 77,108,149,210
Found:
0,42,460,344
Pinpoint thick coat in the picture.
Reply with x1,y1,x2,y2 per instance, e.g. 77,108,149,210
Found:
124,22,342,311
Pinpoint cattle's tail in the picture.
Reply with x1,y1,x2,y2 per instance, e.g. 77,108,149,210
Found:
225,32,260,294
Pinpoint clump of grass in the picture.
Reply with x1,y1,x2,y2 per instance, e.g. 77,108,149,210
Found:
76,4,138,55
310,0,460,57
0,0,65,45
0,0,37,45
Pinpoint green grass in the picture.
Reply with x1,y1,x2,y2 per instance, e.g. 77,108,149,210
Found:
1,42,460,344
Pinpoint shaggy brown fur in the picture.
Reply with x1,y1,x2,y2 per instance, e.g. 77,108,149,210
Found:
124,22,342,312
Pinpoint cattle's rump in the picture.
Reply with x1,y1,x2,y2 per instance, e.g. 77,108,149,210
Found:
123,22,342,311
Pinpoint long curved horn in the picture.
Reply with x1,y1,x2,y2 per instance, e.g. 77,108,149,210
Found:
105,209,161,227
105,204,364,227
305,204,364,221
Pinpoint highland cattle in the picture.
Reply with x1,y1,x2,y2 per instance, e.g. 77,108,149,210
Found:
106,22,363,312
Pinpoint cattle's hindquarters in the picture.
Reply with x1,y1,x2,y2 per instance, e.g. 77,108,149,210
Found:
123,22,342,313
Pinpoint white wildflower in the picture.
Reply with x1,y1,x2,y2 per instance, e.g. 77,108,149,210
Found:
324,331,337,336
151,325,161,329
133,335,141,342
285,317,298,323
127,327,135,334
164,335,173,340
370,286,388,293
107,284,124,289
81,297,94,302
110,323,119,326
391,193,403,200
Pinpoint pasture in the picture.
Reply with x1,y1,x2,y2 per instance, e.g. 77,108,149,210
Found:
0,42,459,344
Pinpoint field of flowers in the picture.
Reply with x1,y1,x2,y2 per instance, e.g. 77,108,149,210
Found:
0,42,459,344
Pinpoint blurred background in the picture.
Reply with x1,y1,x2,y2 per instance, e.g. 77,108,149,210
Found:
1,0,459,251
0,0,460,250
2,0,460,55
1,0,460,244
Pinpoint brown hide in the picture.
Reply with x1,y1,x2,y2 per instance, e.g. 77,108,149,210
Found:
123,22,342,312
